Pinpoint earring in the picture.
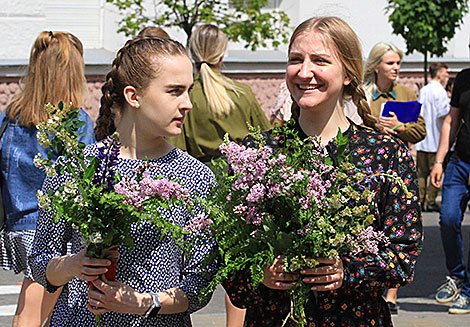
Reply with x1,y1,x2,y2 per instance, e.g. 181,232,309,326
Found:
135,103,140,109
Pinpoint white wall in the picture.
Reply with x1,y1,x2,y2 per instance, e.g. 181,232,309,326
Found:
1,0,469,62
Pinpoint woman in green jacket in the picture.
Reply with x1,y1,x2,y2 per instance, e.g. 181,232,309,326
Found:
168,24,271,163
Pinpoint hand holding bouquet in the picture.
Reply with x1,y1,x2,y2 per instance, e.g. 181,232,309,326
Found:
194,123,408,326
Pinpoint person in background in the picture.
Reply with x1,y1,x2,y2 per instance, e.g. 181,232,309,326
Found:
167,24,271,163
270,81,293,125
224,16,422,326
0,31,95,326
446,77,455,100
29,36,218,326
364,42,426,145
415,63,450,213
430,61,470,314
138,26,170,38
363,42,426,313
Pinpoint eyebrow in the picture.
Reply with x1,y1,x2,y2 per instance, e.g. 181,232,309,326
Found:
165,83,193,89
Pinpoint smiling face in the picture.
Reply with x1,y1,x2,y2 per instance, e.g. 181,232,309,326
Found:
376,50,401,83
286,31,350,113
136,55,193,138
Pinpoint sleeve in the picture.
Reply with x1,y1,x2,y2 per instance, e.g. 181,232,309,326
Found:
342,139,423,291
396,114,426,144
78,109,96,145
176,167,218,313
437,91,450,118
223,269,288,309
29,171,74,293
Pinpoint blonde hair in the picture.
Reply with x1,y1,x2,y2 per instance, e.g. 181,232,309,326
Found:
363,42,403,101
189,24,244,116
289,17,381,131
6,31,86,127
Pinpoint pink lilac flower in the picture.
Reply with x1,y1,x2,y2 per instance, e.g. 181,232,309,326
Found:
115,175,191,210
183,213,213,233
246,183,266,203
350,226,390,255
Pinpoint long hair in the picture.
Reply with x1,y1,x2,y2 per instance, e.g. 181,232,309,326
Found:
289,16,381,131
363,42,403,101
6,31,86,127
189,24,244,116
94,36,188,141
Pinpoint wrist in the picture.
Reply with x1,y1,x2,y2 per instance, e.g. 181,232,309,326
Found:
137,292,154,316
434,161,443,165
141,292,161,317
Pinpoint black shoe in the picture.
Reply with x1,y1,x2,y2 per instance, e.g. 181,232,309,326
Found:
426,203,440,212
387,301,398,314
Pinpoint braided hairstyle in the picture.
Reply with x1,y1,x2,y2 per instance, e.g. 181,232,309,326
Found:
94,37,188,141
288,17,382,132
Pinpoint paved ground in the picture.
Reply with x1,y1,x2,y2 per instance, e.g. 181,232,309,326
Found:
0,210,469,326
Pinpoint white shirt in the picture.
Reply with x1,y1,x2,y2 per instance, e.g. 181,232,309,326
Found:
415,80,450,152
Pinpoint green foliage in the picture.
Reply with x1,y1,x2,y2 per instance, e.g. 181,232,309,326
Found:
386,0,469,56
106,0,291,50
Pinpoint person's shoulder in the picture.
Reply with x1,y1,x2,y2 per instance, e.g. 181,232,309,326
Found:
351,124,407,151
229,78,254,93
172,148,215,180
395,83,416,97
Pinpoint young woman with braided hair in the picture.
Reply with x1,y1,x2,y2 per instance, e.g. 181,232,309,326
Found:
30,36,217,326
224,16,422,326
0,31,95,326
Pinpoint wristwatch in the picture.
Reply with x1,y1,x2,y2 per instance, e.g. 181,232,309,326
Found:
143,292,161,318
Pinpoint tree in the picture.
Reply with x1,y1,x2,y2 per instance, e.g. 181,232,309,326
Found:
386,0,469,83
106,0,291,50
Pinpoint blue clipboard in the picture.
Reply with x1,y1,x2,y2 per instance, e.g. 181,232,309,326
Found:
380,101,422,123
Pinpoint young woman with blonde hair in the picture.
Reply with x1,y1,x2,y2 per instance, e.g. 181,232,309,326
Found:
224,16,422,326
168,24,271,163
364,42,426,313
0,31,95,326
363,42,426,144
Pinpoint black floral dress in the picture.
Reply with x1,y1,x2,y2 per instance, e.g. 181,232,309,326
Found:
224,122,423,327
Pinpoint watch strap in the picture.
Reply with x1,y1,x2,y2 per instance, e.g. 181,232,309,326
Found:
144,292,161,318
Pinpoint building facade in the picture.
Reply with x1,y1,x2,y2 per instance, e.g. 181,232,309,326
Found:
1,0,469,119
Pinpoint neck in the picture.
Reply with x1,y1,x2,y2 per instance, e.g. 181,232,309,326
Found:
298,103,350,145
376,76,393,93
115,110,173,160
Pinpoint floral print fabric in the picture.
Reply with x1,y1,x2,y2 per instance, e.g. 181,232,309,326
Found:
224,122,423,327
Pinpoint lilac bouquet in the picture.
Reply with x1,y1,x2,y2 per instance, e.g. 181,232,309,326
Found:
195,124,407,326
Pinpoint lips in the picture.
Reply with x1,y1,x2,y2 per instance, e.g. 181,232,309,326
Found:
173,117,185,125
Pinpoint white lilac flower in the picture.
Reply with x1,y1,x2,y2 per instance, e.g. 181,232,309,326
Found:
36,190,51,209
88,232,103,244
45,166,57,178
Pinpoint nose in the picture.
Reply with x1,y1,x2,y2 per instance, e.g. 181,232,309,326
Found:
181,92,192,111
298,59,314,79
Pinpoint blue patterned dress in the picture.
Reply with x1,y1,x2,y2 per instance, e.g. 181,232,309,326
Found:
29,145,218,327
224,121,423,327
